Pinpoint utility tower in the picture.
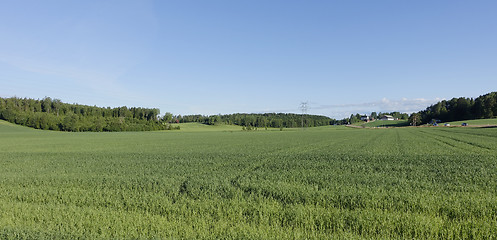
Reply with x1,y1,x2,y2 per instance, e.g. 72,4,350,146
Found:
300,101,308,129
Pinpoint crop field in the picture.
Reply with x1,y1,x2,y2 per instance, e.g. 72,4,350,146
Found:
0,120,496,239
360,120,409,128
175,123,243,132
444,118,497,126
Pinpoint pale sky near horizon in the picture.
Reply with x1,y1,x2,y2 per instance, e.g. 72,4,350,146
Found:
1,1,496,119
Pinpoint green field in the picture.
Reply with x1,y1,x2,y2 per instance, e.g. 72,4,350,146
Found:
175,122,243,132
355,120,409,128
1,120,496,239
444,118,497,126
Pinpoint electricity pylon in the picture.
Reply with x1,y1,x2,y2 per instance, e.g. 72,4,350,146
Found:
300,102,308,129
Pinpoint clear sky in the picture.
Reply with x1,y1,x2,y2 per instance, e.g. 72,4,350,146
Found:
1,1,496,119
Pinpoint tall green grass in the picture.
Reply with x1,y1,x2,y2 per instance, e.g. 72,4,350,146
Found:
361,120,409,128
0,120,496,239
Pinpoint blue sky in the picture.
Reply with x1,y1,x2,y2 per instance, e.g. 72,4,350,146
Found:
1,1,496,119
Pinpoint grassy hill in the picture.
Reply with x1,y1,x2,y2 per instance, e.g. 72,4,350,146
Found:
175,123,298,132
0,119,39,133
353,120,409,128
443,118,497,126
175,123,244,132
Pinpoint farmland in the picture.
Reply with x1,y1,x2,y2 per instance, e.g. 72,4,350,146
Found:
0,120,496,239
444,118,497,126
358,120,409,128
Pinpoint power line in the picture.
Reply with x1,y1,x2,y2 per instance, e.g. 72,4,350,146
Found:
300,101,308,128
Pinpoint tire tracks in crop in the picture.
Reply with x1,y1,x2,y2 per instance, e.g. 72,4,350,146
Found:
334,129,388,156
228,137,339,200
395,130,408,156
228,148,286,197
417,129,465,151
428,129,494,151
417,129,491,153
436,128,497,141
228,129,384,203
454,129,497,139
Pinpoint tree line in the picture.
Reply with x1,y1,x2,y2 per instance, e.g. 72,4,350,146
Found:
347,112,409,124
342,92,497,126
174,113,338,128
416,91,497,124
0,97,177,132
9,92,493,131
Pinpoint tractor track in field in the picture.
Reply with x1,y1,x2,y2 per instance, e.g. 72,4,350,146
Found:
418,129,493,152
228,138,337,199
428,129,494,151
417,129,467,151
435,128,497,140
227,129,384,202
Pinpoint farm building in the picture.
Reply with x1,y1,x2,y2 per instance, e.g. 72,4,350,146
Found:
360,115,369,121
380,115,394,121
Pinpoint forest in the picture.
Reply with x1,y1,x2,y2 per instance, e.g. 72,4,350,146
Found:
176,113,337,128
0,97,172,132
418,91,497,123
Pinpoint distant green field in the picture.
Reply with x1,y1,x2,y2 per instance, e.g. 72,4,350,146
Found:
443,118,497,126
175,122,243,132
1,120,496,239
358,120,409,128
175,122,311,132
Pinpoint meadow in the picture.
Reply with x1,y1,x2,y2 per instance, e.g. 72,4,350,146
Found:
0,120,496,239
444,118,497,126
358,120,409,128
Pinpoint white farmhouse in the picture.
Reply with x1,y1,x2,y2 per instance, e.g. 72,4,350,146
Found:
380,115,394,121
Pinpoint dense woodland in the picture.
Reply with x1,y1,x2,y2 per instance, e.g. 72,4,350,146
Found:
176,113,337,128
0,97,173,131
418,91,497,124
